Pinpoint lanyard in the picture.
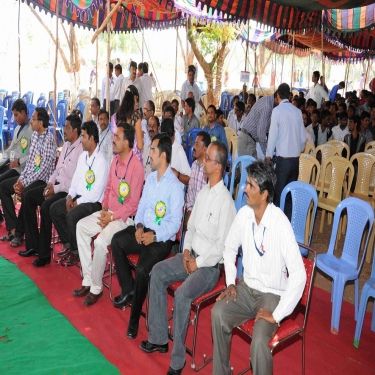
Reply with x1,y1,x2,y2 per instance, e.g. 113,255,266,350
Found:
115,153,133,181
98,128,110,150
252,222,266,257
85,153,96,170
64,140,81,161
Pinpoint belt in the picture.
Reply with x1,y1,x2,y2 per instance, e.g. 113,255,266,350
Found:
241,128,257,143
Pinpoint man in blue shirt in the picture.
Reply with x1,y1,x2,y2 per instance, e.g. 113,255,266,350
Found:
111,133,185,340
203,105,228,148
329,81,345,103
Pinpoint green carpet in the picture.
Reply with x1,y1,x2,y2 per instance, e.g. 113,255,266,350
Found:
0,257,118,375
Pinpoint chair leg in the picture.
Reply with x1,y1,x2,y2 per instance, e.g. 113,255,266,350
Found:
302,333,305,375
366,224,374,263
353,286,369,348
331,278,345,334
371,304,375,332
354,279,359,321
319,209,326,233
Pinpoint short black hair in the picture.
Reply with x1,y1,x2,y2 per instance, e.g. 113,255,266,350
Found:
152,133,172,164
146,100,155,113
320,109,331,122
160,118,175,138
115,64,122,73
196,131,211,148
277,83,290,100
306,98,317,108
35,107,49,128
81,120,99,144
12,99,27,114
164,105,175,117
127,84,139,99
188,65,196,74
98,109,109,120
116,122,135,148
313,70,320,79
108,62,113,70
339,81,345,88
210,141,228,177
337,111,348,120
129,61,137,70
138,62,143,71
361,111,370,120
185,97,195,112
171,98,179,106
149,115,160,128
91,97,100,107
143,62,149,74
235,101,245,113
66,113,82,136
207,104,216,113
216,109,224,118
247,160,276,203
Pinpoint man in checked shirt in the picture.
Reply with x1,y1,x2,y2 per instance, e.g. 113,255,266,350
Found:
0,107,56,248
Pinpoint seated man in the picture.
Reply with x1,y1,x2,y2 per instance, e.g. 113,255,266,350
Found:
160,118,191,185
140,141,236,375
0,107,56,247
331,112,349,142
211,161,307,375
97,109,113,163
0,99,33,224
182,98,200,141
143,115,160,178
74,123,144,306
50,121,108,266
203,105,228,148
111,133,184,339
19,114,83,265
163,105,182,145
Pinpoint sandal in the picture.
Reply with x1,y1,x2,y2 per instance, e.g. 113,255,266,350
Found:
10,235,23,248
60,252,79,267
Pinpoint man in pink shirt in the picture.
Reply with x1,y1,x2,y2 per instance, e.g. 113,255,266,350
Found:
74,123,144,306
19,114,83,266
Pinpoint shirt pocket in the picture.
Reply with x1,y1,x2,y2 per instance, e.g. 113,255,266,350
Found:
204,211,219,240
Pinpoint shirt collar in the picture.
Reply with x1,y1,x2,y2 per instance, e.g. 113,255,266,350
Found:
70,137,81,148
86,146,99,161
116,151,132,166
249,203,274,229
207,179,224,193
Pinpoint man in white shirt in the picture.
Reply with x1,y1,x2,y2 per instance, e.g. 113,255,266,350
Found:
305,71,329,109
331,112,349,142
212,160,306,375
180,65,206,117
89,98,100,126
50,121,108,266
113,64,124,113
161,118,191,185
97,109,113,164
120,61,143,106
140,141,236,375
141,100,155,156
139,62,155,106
228,100,245,135
101,62,115,116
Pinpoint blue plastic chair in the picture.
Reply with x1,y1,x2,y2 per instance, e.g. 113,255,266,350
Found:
55,100,68,141
229,155,256,197
75,101,86,116
37,95,46,107
22,91,33,105
27,104,36,118
185,128,201,165
280,181,318,256
353,235,375,348
316,197,374,333
0,106,6,152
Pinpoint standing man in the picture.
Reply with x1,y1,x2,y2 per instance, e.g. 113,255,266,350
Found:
120,61,142,105
97,109,113,163
111,133,184,339
19,114,83,265
140,62,155,106
140,141,236,375
0,108,56,248
113,64,124,113
266,83,307,208
101,62,115,116
50,121,108,266
89,97,101,125
305,71,329,109
180,65,206,117
238,94,276,158
75,123,144,306
329,81,345,103
211,161,306,375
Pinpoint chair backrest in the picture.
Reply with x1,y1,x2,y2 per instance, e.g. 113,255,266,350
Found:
327,197,374,271
37,95,46,108
22,91,34,105
27,104,36,117
298,153,321,187
75,101,86,116
2,95,12,109
185,128,202,165
314,143,339,164
224,127,238,159
365,141,375,151
280,181,318,247
56,100,68,127
320,156,354,202
303,142,315,155
350,152,375,196
327,140,350,159
0,106,5,130
229,155,256,196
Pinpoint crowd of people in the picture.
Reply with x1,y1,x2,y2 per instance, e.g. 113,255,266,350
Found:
1,62,374,375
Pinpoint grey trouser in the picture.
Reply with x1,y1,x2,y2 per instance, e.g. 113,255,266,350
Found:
238,130,257,158
147,253,220,370
212,280,280,375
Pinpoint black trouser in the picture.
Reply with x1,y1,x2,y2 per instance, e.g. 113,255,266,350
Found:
111,226,173,326
103,99,116,117
22,184,67,257
0,167,16,217
50,198,102,252
274,156,299,218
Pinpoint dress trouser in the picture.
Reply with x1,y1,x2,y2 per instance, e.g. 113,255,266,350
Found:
148,253,220,370
238,130,257,158
49,198,102,252
211,281,280,375
0,169,20,228
111,225,172,326
22,183,67,256
76,212,131,294
274,156,299,218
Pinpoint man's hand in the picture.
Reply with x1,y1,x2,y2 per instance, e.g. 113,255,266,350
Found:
171,168,180,178
141,231,155,246
255,308,276,324
182,249,191,273
135,227,144,244
216,284,237,302
98,210,112,228
14,180,24,196
9,159,19,169
66,196,75,212
186,257,197,274
44,183,55,199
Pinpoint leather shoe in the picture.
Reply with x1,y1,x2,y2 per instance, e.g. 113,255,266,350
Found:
33,258,51,267
72,286,90,297
126,320,139,339
166,362,185,375
18,248,38,257
57,248,71,257
140,340,168,353
113,291,134,309
84,292,103,306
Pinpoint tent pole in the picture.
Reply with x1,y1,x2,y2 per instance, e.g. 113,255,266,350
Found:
321,20,325,79
18,0,21,95
53,0,59,143
245,22,250,72
106,0,111,115
254,46,257,97
142,30,144,61
281,54,285,83
174,28,178,93
364,57,371,89
291,32,295,89
307,53,311,90
273,52,276,92
95,37,99,98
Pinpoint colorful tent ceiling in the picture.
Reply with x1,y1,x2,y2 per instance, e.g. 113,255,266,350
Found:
195,0,375,31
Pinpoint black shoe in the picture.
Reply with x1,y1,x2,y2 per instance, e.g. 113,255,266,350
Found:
113,291,134,309
166,363,185,375
140,340,168,354
127,320,139,339
18,248,38,257
72,286,90,297
32,258,51,267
